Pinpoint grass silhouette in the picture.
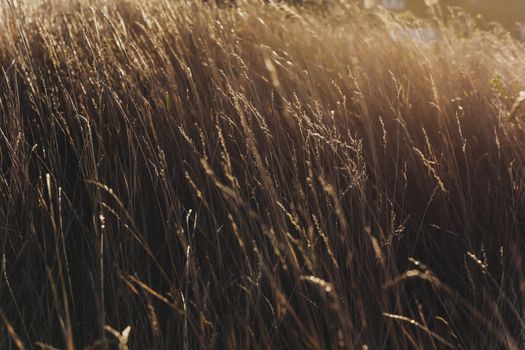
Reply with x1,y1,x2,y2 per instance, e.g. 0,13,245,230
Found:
1,0,525,348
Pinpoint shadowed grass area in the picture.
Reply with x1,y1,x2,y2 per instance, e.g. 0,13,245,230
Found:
1,0,525,348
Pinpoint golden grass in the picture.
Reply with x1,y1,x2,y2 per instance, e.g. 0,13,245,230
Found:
1,0,525,348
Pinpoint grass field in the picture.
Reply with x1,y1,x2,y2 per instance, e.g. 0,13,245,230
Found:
1,0,525,348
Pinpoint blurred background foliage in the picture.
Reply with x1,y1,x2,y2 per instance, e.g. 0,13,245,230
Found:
370,0,525,28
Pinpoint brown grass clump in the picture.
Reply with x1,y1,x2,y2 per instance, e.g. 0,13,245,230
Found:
1,0,525,348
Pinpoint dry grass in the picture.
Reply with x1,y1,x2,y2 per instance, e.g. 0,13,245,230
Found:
1,0,525,348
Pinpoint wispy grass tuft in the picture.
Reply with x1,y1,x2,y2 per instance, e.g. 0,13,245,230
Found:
1,0,525,348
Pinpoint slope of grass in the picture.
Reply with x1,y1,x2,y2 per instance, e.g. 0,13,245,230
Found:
1,0,525,348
